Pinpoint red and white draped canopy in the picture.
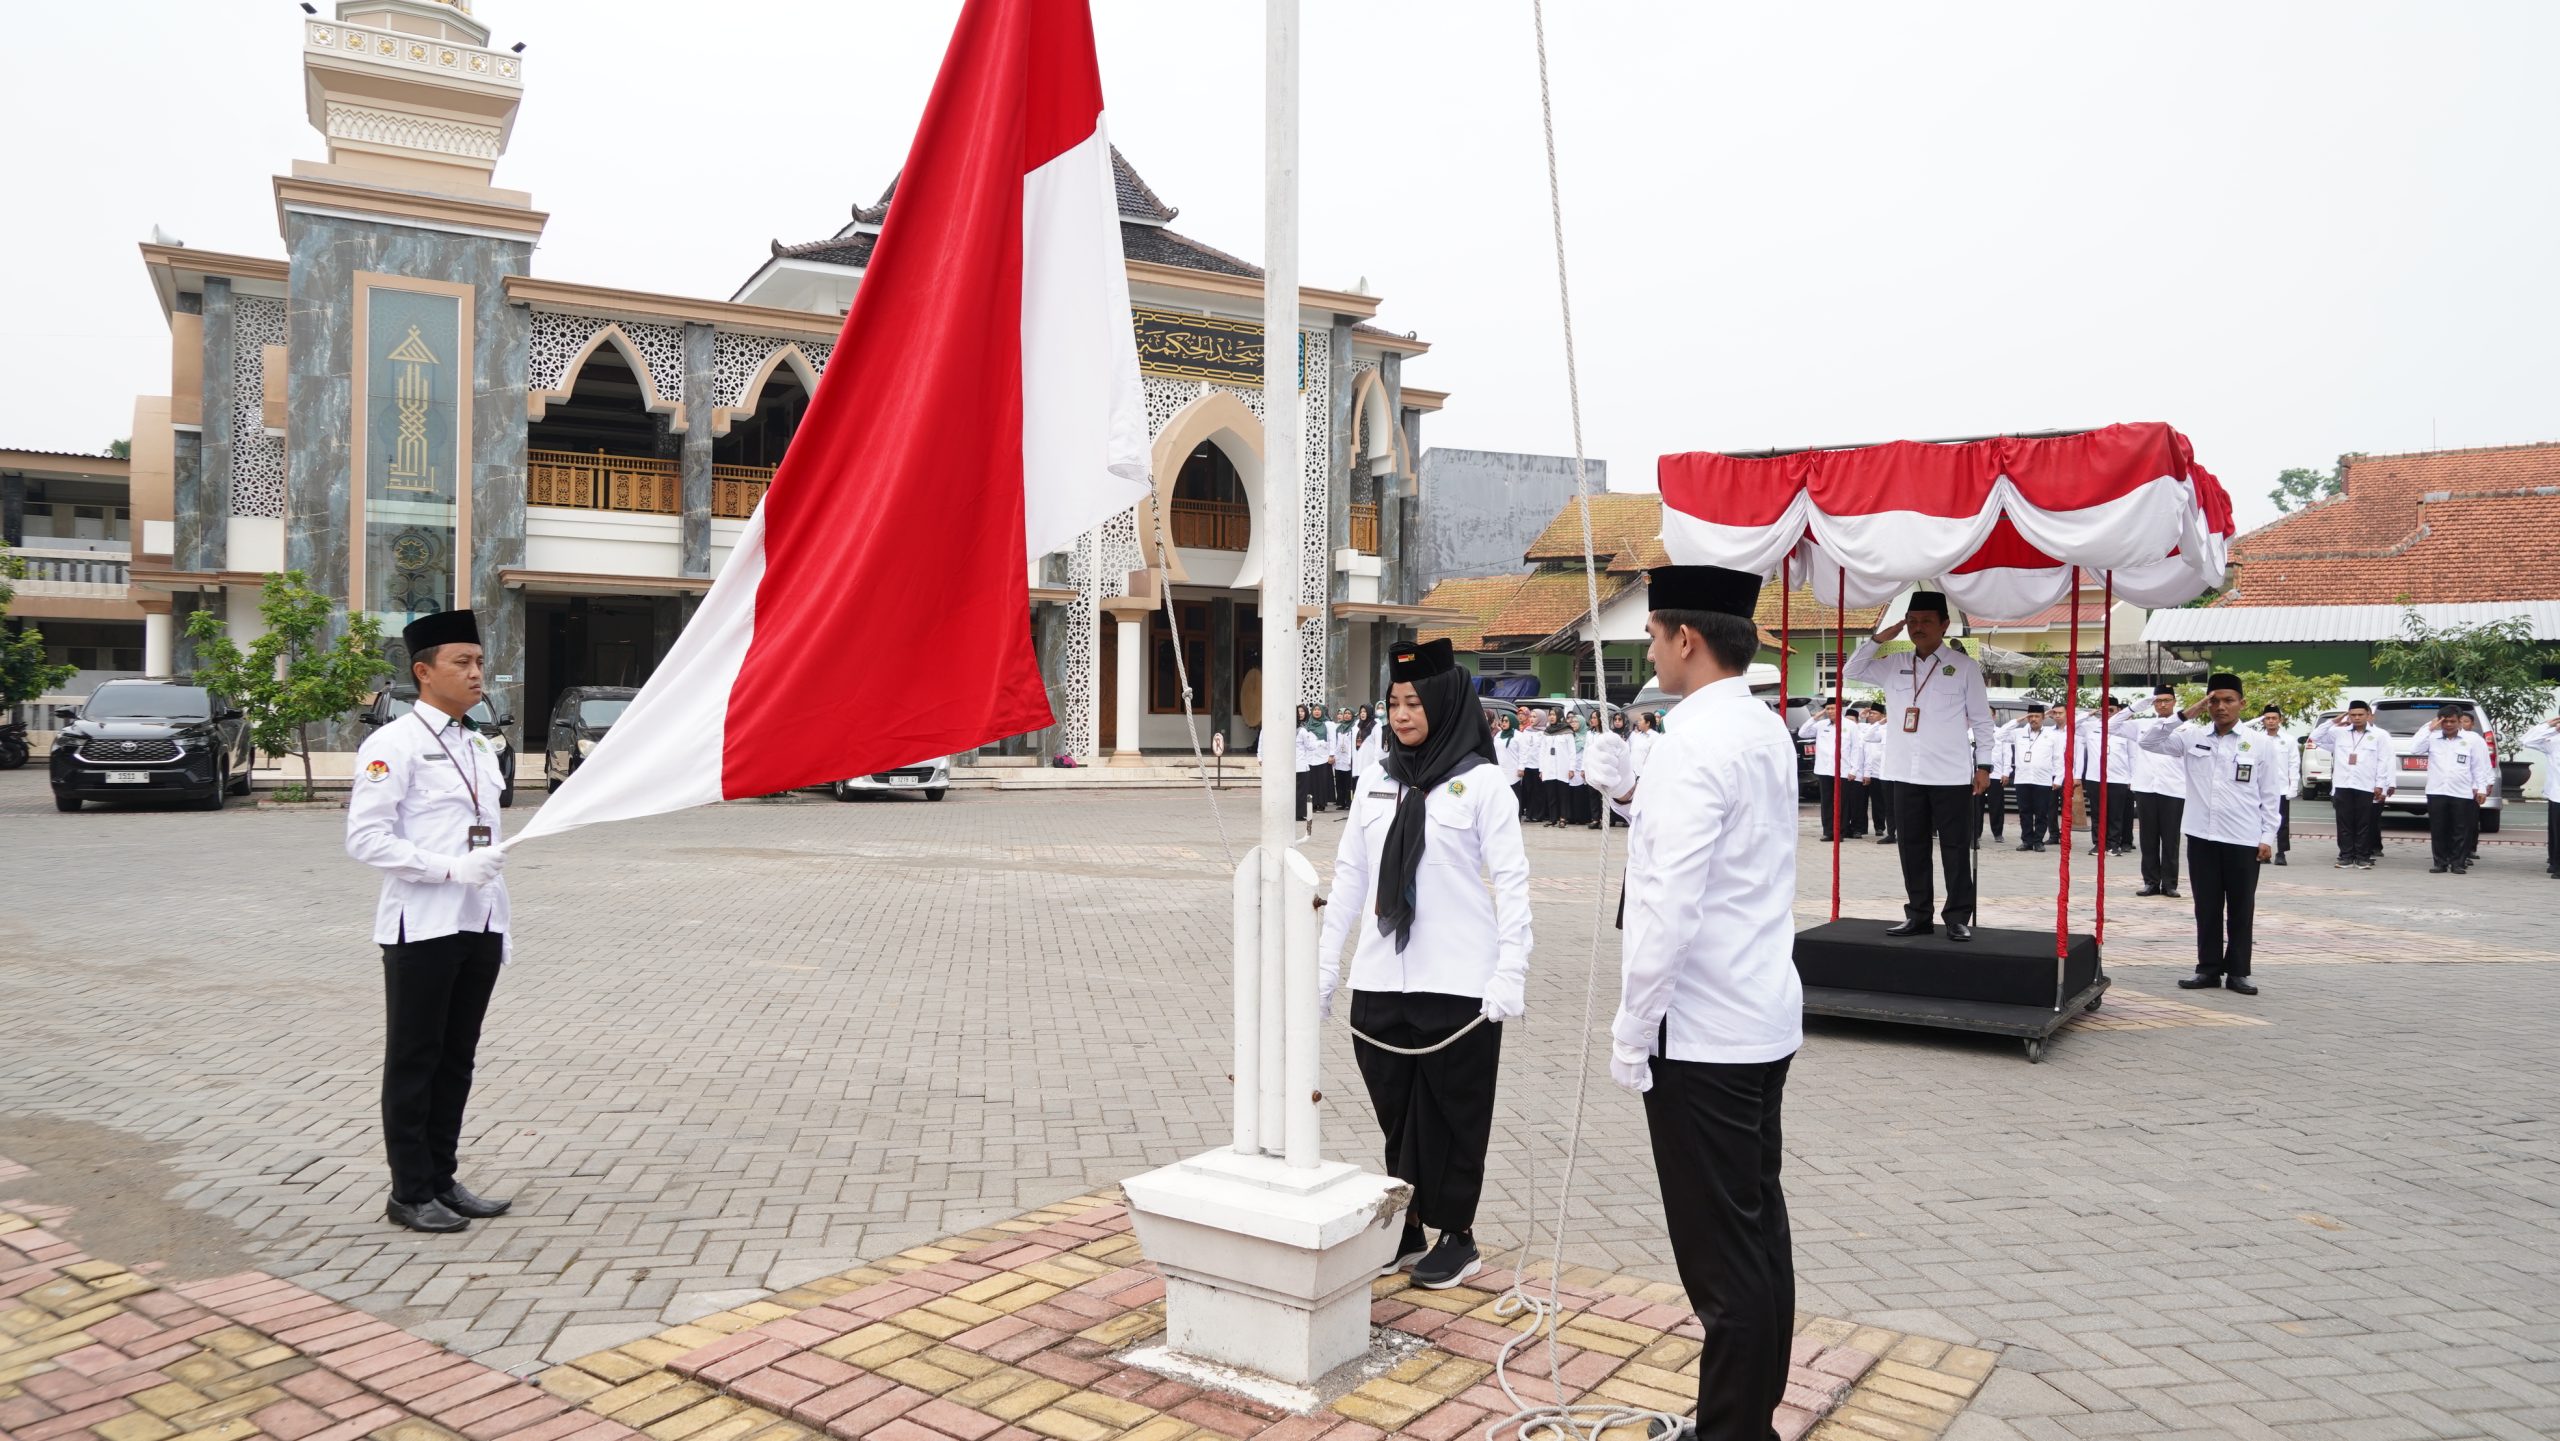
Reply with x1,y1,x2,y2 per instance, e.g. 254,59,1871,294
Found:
1656,422,2235,619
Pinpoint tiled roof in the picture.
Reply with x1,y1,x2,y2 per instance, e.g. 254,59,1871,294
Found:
1752,583,1887,633
1119,223,1259,278
2224,442,2560,607
1110,148,1178,224
1491,569,1636,639
1523,493,1663,567
773,233,875,267
1416,574,1527,650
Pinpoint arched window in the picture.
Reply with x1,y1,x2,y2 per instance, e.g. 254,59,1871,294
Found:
1169,443,1249,550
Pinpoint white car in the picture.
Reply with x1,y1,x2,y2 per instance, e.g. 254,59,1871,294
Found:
832,755,952,802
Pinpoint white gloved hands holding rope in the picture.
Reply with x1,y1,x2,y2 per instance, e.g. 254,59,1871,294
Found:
443,849,506,889
1481,969,1527,1024
1583,731,1632,801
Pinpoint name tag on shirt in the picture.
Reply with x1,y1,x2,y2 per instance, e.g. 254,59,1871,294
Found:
1902,707,1921,733
467,825,492,849
1366,787,1397,799
419,752,454,764
2234,763,2253,782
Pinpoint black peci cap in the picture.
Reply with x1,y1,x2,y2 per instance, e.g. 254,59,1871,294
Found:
2207,672,2244,696
2153,684,2176,697
1647,564,1763,619
1905,589,1949,617
402,609,480,655
2026,702,2046,715
1389,638,1457,682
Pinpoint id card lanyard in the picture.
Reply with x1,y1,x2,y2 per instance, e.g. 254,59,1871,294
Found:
1902,647,1944,733
415,710,492,850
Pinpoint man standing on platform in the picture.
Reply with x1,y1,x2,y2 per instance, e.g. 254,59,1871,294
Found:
1799,699,1849,842
2408,706,2494,875
2009,703,2062,852
2311,701,2390,868
1584,563,1799,1441
2132,686,2187,897
2138,672,2284,996
1846,592,1995,942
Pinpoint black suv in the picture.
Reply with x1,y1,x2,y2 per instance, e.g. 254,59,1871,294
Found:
545,686,639,787
50,679,254,812
362,691,518,807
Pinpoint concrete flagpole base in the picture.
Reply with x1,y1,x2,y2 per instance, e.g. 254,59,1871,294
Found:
1123,1149,1411,1386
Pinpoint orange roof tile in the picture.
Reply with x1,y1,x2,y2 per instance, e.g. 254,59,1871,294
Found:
1524,493,1665,566
1416,574,1528,650
1487,569,1636,640
1752,583,1887,633
2225,442,2560,606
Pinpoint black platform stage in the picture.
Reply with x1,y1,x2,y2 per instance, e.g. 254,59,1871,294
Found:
1794,918,2106,1062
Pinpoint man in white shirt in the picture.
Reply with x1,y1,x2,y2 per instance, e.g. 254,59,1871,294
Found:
2007,704,2064,851
2310,701,2391,869
2407,706,2496,875
2130,686,2188,896
1584,564,1799,1441
2074,696,2136,857
1844,592,1996,941
2516,714,2560,878
1861,703,1893,841
1975,716,2011,845
1798,699,1851,842
2135,672,2287,995
2257,706,2299,865
346,610,514,1234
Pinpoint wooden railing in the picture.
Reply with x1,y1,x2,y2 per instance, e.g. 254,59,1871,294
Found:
1170,498,1250,551
528,449,777,519
1349,502,1379,555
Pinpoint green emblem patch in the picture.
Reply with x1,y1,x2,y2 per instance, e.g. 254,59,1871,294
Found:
1449,780,1466,797
1942,664,1957,676
2239,739,2253,752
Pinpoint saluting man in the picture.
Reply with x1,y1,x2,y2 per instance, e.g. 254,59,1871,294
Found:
346,610,516,1233
2008,704,2063,851
2131,686,2188,896
2407,705,2495,875
1320,639,1531,1292
1798,699,1849,842
2310,701,2390,869
2516,714,2560,877
1845,592,1996,941
2136,673,2285,996
1584,565,1800,1441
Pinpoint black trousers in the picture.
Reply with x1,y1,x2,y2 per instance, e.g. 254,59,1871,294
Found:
1867,777,1895,836
1543,777,1572,824
382,928,504,1204
1894,782,1975,926
1335,769,1356,808
1350,990,1502,1235
2333,789,2379,863
1973,779,2006,839
1839,778,1867,837
2546,795,2558,875
2428,794,2478,868
2276,797,2292,856
2015,784,2055,846
2186,838,2260,977
2082,780,2131,849
1643,1052,1794,1441
2135,791,2185,890
1518,768,1544,821
1812,774,1837,840
1295,768,1315,820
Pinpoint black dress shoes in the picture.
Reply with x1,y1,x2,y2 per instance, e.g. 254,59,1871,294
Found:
2015,843,2036,852
387,1197,469,1233
438,1183,513,1219
1645,1419,1695,1441
2135,885,2160,897
2273,854,2288,866
1884,918,1933,937
1947,921,1974,943
2177,972,2222,990
2161,889,2181,899
2225,977,2259,996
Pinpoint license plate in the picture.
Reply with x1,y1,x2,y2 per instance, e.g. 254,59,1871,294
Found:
890,775,918,786
2400,756,2426,772
104,771,151,784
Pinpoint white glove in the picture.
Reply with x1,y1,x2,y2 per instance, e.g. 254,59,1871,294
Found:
1319,976,1338,1022
446,849,506,888
1610,1041,1653,1095
1584,733,1632,799
1481,971,1526,1024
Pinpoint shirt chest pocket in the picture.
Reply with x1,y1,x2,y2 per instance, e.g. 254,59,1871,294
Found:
416,755,476,800
1421,789,1475,862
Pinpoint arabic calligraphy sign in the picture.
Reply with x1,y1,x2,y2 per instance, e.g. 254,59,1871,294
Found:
1131,307,1304,389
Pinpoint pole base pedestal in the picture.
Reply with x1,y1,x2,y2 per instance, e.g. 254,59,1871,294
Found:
1124,1149,1410,1386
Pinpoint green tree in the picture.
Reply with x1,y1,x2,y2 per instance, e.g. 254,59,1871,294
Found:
2173,658,2346,720
2371,606,2555,745
105,438,131,460
2022,658,2067,703
183,570,391,791
2268,462,2346,514
0,556,81,710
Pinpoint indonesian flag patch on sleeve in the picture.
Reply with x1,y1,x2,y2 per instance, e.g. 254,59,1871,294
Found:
366,759,390,781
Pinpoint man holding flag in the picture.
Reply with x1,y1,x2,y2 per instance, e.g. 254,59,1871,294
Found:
514,0,1150,844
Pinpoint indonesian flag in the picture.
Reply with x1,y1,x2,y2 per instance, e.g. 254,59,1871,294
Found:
515,0,1147,845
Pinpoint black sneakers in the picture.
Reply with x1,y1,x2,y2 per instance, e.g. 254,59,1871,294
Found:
1380,1220,1427,1278
1412,1230,1483,1290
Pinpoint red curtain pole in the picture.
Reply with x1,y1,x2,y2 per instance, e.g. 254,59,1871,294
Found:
1832,566,1846,923
2059,565,2081,964
2097,573,2114,945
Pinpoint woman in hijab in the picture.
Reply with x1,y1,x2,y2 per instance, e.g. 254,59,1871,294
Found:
1319,639,1532,1292
1295,704,1333,824
1354,703,1384,774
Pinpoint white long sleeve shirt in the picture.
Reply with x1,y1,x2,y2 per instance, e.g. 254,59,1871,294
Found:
1861,721,1888,782
2074,711,2135,787
1797,713,1848,777
1354,725,1385,774
1544,729,1585,783
1629,727,1659,779
2309,716,2391,794
2008,726,2065,787
1320,756,1533,1003
2406,728,2495,799
2129,708,2189,797
1843,638,1994,785
1294,726,1328,772
2251,724,2301,797
2515,722,2560,800
1612,676,1803,1066
2135,717,2287,848
1493,731,1524,781
345,699,512,959
1332,723,1357,772
1517,728,1545,774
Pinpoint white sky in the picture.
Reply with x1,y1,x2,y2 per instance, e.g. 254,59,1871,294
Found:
5,1,2554,534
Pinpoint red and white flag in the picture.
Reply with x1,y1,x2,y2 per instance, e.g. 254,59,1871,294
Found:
517,0,1147,845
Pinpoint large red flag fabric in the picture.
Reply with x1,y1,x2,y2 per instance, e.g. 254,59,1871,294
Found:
518,0,1147,844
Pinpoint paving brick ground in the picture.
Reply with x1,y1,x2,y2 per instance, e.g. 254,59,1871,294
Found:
3,772,2556,1439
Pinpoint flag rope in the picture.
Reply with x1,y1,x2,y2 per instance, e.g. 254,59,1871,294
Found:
1150,506,1235,867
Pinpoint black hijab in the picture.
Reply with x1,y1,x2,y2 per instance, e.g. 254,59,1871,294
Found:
1376,669,1498,951
1355,705,1376,745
